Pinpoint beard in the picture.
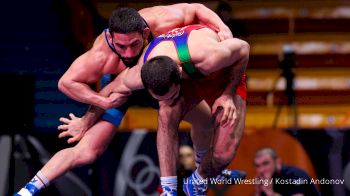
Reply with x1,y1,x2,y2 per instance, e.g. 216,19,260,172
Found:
116,48,144,68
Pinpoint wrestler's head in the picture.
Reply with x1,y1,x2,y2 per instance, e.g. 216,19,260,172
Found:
108,7,150,67
141,56,181,105
254,147,282,179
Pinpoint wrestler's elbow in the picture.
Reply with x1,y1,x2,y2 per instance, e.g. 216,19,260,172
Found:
58,77,75,96
238,41,250,71
225,39,250,69
58,77,68,93
228,39,249,57
189,3,211,21
239,40,250,58
190,3,206,10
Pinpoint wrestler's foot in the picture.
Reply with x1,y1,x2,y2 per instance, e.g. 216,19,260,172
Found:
215,169,246,183
14,184,39,196
183,172,207,196
160,186,177,196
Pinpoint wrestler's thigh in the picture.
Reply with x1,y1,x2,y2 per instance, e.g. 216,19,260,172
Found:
75,120,117,152
183,100,212,126
213,94,246,152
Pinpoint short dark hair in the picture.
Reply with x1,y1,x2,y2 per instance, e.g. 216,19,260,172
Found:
109,7,145,35
141,56,181,96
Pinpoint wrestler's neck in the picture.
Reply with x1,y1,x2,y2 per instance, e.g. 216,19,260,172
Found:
94,32,121,58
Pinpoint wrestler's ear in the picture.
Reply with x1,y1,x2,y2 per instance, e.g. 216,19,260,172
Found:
142,27,150,39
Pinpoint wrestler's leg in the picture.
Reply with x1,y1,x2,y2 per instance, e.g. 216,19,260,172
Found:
199,94,246,178
42,120,116,179
157,102,212,195
15,120,116,196
183,100,213,168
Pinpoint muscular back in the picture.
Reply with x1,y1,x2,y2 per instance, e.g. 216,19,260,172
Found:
145,26,247,77
144,27,220,76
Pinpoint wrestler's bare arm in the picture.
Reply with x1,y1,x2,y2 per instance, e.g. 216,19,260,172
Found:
218,39,249,95
195,37,249,126
98,62,144,97
58,37,111,108
198,38,249,75
178,3,232,40
158,101,183,136
195,36,249,93
140,3,232,40
157,99,185,176
57,66,141,143
74,63,143,125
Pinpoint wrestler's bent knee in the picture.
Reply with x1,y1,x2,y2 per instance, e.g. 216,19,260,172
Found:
213,147,237,167
72,146,101,166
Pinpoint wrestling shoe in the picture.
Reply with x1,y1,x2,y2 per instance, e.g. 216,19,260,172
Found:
160,186,177,196
183,174,207,196
215,169,246,183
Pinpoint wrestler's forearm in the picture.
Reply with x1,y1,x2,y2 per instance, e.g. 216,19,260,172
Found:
223,58,247,95
58,80,107,108
157,105,182,176
100,67,143,97
78,67,143,126
76,81,117,128
81,105,105,128
157,123,179,177
79,74,135,127
79,80,126,127
192,3,230,35
223,43,249,95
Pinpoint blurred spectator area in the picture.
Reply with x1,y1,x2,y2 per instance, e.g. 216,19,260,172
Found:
65,0,350,129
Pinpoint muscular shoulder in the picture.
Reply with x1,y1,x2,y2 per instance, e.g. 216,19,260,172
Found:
87,34,112,66
90,33,107,54
69,37,108,76
85,49,107,69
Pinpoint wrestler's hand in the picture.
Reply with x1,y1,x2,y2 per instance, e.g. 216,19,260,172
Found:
58,113,88,144
102,92,131,109
212,94,237,127
218,26,233,41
